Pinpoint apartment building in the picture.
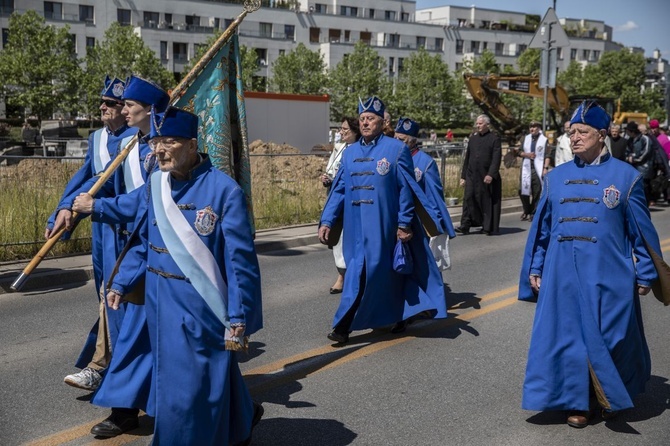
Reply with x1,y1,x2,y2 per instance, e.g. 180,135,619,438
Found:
1,0,665,118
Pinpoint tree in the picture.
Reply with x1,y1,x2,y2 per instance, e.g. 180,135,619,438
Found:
0,11,81,121
516,48,541,75
81,23,174,119
328,41,391,122
465,49,500,74
556,60,584,96
183,30,260,92
393,48,458,129
270,43,327,95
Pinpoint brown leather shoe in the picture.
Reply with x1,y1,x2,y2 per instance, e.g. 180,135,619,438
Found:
567,410,593,428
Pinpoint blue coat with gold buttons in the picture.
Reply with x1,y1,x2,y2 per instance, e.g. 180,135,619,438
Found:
519,152,663,412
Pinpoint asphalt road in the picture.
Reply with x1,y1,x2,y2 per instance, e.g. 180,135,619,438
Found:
2,209,670,446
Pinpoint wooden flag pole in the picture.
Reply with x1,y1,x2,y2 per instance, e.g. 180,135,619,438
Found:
10,1,261,291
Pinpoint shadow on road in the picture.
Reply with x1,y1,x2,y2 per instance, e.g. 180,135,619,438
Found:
253,417,357,445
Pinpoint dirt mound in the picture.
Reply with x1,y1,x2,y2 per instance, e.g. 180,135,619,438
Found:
249,140,327,183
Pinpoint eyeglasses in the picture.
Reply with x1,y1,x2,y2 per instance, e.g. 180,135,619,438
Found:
339,127,350,133
100,99,124,107
148,138,183,150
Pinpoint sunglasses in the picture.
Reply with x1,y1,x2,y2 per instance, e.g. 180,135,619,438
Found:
101,99,124,107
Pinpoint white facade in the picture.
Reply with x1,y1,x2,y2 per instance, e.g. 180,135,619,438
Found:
0,0,663,105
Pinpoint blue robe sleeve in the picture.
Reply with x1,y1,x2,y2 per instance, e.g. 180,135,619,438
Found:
396,146,415,228
518,177,551,301
625,175,660,286
220,186,263,336
92,186,144,225
423,159,456,238
109,199,149,295
320,160,346,227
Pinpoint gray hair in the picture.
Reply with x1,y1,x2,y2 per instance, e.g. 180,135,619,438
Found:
476,115,491,125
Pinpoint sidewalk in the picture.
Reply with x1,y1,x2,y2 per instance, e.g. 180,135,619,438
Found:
0,199,523,294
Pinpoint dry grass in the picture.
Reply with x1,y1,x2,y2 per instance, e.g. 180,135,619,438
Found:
0,143,521,261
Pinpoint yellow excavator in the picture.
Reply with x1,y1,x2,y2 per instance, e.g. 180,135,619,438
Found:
463,73,647,144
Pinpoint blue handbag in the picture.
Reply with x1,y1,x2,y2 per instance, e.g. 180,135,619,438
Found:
393,239,413,275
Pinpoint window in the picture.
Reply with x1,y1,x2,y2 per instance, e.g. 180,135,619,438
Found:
455,62,463,71
495,42,504,55
470,41,479,53
458,18,467,27
2,28,8,48
385,10,395,21
401,12,409,22
0,0,14,15
518,44,527,55
570,48,577,60
398,58,404,73
344,30,350,42
593,50,600,61
368,8,375,19
185,15,200,27
359,31,371,44
173,42,188,63
386,33,399,48
224,18,233,29
309,27,320,43
582,49,590,61
278,49,285,56
143,11,159,26
79,5,93,23
44,2,62,20
456,39,463,54
165,13,172,24
259,22,272,38
482,20,490,29
416,36,426,48
314,3,327,14
213,18,220,29
69,33,76,53
329,28,341,42
117,8,131,25
255,48,267,67
434,38,443,51
340,6,357,17
160,41,168,60
85,36,95,50
389,57,395,75
284,24,295,40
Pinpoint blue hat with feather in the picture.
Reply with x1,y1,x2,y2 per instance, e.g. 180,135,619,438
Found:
150,105,199,140
122,75,170,112
569,100,611,131
100,76,125,101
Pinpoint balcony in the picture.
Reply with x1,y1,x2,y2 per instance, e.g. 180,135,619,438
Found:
238,29,294,40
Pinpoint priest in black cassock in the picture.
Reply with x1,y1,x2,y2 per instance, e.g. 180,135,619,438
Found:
455,114,502,235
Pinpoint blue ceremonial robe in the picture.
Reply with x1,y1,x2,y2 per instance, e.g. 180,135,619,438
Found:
321,134,449,330
110,156,262,444
519,153,662,412
46,124,134,368
411,149,456,239
84,134,155,413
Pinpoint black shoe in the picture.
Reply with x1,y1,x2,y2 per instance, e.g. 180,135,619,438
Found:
234,402,265,446
327,330,349,344
90,412,139,438
455,226,470,235
391,320,408,333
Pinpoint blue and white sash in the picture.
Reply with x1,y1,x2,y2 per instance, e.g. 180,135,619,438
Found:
92,129,112,174
120,135,145,193
151,171,230,329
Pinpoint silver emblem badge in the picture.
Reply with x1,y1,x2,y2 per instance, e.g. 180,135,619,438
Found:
112,83,124,98
403,121,412,131
603,184,620,209
194,205,218,236
414,167,422,182
376,157,390,175
373,99,382,112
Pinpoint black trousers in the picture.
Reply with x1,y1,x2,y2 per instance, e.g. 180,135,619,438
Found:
519,169,542,216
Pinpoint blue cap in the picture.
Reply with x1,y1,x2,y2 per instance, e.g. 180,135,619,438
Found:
100,76,125,100
358,96,385,118
394,117,420,137
150,105,199,140
569,100,611,131
122,75,170,111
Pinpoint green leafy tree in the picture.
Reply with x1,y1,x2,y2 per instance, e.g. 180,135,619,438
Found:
183,30,259,92
328,41,391,122
270,43,327,94
394,48,457,129
516,48,541,75
556,60,584,96
465,49,500,74
81,23,174,119
0,11,81,121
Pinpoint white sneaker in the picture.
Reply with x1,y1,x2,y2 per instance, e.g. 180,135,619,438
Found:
63,367,102,390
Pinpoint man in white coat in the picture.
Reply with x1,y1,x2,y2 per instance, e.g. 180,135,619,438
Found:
518,121,547,221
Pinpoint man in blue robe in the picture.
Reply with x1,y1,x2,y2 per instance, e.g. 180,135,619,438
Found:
519,100,668,428
318,97,450,344
46,76,134,390
105,106,263,445
71,75,170,437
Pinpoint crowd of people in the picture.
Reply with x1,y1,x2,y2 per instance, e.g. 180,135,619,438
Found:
46,80,670,443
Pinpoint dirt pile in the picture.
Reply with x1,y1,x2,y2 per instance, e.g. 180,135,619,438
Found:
248,140,328,184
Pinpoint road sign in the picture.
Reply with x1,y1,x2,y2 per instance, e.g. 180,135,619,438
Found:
539,48,558,88
529,7,570,49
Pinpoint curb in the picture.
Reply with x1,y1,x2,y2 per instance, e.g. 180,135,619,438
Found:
0,200,523,294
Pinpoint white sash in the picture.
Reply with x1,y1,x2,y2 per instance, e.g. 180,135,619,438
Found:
92,129,111,174
123,140,145,192
151,172,230,328
521,134,546,196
